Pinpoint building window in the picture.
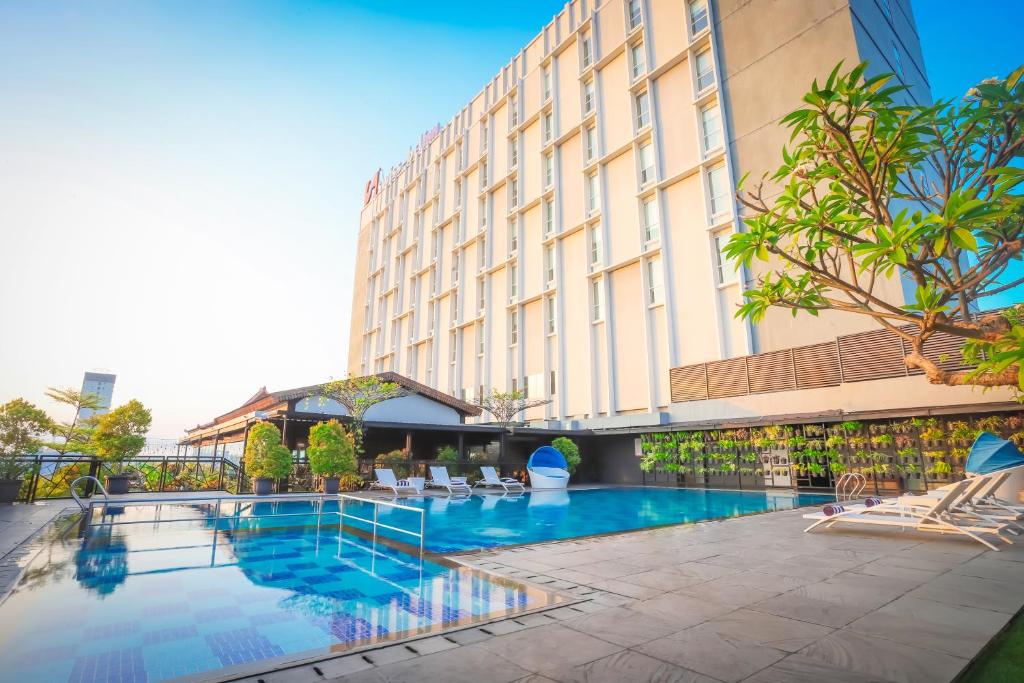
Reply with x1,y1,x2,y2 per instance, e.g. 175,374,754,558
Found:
450,332,457,362
592,279,604,321
454,179,462,204
508,220,518,253
688,0,709,35
642,197,660,243
478,278,486,312
481,121,488,151
451,251,460,284
542,67,552,101
509,96,518,126
695,49,715,92
480,161,488,188
547,296,556,334
627,0,642,30
635,91,650,129
509,177,518,209
509,139,517,168
544,153,554,188
544,200,555,235
431,232,439,262
550,370,557,394
707,164,729,217
544,113,554,143
451,291,460,325
700,102,723,153
479,197,487,229
630,43,646,80
478,323,485,355
581,34,593,68
585,126,597,162
510,312,519,345
714,231,736,284
509,263,518,299
647,258,664,304
638,142,655,186
478,236,487,270
583,79,595,114
589,223,602,267
891,42,903,77
586,173,600,215
545,245,555,285
453,215,461,243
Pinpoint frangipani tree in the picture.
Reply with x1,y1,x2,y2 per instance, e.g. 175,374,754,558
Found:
320,375,404,456
475,389,551,430
727,62,1024,394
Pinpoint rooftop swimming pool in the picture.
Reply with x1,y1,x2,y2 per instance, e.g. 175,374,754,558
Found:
0,487,833,682
0,503,561,683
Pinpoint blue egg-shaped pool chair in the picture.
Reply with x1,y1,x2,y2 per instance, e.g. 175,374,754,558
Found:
527,446,571,490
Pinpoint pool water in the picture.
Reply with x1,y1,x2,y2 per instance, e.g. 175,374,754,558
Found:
0,504,560,683
332,487,837,553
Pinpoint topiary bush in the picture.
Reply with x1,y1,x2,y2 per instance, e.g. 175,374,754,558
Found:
551,436,581,474
244,422,293,479
307,420,356,478
436,445,459,464
375,449,409,479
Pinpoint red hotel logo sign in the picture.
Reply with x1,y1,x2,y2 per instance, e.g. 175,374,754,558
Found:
363,169,381,206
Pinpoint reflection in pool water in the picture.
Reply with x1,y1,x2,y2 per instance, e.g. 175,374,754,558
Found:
0,503,561,683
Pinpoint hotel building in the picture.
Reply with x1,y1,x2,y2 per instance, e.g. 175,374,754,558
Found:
347,0,1017,440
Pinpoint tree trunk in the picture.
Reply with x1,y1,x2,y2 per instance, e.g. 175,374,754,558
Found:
903,352,1019,388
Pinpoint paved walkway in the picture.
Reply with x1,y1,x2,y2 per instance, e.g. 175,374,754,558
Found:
233,505,1024,683
0,502,70,596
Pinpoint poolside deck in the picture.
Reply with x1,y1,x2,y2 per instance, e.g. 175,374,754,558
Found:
2,493,1022,682
233,502,1024,683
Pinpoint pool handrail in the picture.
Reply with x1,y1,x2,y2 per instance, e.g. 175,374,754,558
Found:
339,494,426,555
70,475,109,510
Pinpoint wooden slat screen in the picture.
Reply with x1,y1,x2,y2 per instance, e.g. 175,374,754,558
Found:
838,329,907,382
747,349,796,394
793,342,842,389
707,358,749,398
669,364,708,402
669,323,979,402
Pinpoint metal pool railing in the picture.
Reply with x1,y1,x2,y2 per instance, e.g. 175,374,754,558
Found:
338,494,426,555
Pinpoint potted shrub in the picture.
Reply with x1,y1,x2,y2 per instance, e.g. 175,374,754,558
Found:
307,420,356,494
551,436,582,475
90,400,152,495
244,421,292,495
0,399,51,504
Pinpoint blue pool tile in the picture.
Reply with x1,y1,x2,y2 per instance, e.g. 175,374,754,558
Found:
286,561,318,570
141,624,198,645
324,588,366,600
302,573,336,585
316,614,388,643
68,647,147,683
205,628,284,667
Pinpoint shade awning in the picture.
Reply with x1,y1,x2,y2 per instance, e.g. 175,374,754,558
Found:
528,446,567,470
966,432,1024,474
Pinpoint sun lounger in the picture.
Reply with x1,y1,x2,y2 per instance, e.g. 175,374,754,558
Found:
370,468,420,496
804,479,1012,551
474,466,526,492
427,466,473,496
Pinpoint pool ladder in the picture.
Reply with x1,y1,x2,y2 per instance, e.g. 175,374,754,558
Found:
70,476,109,511
834,472,867,501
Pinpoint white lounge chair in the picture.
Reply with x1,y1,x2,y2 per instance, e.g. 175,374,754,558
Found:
474,466,526,493
804,479,1013,551
527,446,571,490
370,468,419,496
427,466,472,496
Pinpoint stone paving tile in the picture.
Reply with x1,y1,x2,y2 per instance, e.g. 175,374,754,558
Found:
629,591,737,629
674,577,789,609
620,568,708,591
847,559,942,585
698,609,833,653
333,643,531,683
361,643,417,666
539,649,721,683
668,561,746,582
316,653,375,679
749,592,872,628
950,555,1024,583
743,653,897,682
568,559,645,579
586,577,664,600
561,605,684,647
635,621,788,682
405,635,459,655
797,629,967,683
477,623,623,672
905,572,1024,614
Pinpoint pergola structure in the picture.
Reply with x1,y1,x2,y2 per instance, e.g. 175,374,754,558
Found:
178,373,574,481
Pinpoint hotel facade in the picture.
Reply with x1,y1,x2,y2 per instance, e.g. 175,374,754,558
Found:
347,0,1017,438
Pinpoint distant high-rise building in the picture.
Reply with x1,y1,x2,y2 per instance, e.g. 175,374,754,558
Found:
78,372,116,422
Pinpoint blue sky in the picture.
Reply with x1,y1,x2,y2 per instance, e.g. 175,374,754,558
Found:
0,0,1020,437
